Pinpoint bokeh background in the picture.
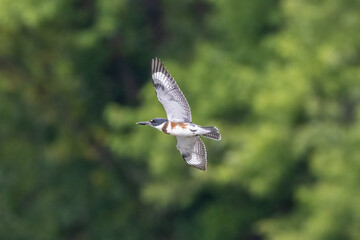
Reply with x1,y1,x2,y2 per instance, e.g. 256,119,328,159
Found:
1,0,360,239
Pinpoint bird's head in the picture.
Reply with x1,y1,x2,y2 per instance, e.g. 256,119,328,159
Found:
136,118,168,130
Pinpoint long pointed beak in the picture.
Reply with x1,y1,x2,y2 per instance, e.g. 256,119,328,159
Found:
136,121,150,125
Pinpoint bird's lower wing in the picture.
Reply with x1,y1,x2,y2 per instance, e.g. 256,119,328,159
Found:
176,136,207,171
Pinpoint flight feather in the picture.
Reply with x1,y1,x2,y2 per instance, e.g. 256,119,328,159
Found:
151,58,192,122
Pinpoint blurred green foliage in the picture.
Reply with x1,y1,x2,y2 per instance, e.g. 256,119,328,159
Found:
1,0,360,239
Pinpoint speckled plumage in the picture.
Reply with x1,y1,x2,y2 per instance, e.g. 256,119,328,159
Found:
136,58,221,171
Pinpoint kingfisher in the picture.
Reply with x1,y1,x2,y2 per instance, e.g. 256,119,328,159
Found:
137,58,221,171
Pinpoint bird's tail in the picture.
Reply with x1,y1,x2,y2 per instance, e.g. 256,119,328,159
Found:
201,126,221,141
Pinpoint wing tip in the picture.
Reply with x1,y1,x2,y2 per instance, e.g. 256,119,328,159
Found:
151,57,172,79
189,162,207,171
151,58,155,73
198,164,207,171
152,57,162,74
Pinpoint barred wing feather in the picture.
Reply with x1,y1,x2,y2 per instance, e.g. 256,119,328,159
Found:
151,58,192,122
176,136,207,171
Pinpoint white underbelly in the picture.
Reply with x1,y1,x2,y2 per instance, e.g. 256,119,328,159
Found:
169,127,196,136
166,123,208,137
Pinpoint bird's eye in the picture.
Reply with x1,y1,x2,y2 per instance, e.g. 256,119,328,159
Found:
151,119,155,123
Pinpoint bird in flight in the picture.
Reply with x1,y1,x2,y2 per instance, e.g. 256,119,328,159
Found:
137,58,221,171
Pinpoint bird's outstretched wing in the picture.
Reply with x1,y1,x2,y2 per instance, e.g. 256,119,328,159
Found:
176,136,207,171
151,58,192,122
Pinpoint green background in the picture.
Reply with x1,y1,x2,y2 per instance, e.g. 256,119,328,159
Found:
1,0,360,239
